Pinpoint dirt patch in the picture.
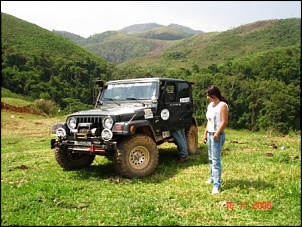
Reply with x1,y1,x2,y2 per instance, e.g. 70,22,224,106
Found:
1,102,41,115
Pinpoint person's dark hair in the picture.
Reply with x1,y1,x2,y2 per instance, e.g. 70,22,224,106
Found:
206,85,228,104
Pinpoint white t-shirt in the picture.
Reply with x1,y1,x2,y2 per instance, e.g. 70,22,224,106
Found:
206,101,228,133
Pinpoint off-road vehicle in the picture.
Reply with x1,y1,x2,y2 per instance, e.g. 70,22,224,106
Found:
51,77,198,178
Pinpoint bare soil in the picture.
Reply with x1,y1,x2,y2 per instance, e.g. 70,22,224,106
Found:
1,102,41,115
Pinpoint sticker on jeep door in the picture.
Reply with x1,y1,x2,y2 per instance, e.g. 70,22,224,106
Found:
161,109,170,120
144,109,153,119
180,97,190,103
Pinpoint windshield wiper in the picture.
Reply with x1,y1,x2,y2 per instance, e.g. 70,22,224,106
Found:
126,97,139,101
104,98,121,106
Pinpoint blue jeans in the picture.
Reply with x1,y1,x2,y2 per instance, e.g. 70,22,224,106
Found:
171,129,188,158
207,131,226,189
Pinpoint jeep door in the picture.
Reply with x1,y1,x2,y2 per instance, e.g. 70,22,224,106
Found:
160,81,193,131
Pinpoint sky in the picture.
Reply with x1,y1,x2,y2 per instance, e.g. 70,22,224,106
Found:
1,1,301,38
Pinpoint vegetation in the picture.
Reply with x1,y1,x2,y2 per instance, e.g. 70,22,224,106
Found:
1,87,33,105
1,109,300,226
1,12,115,113
84,33,163,63
189,45,301,134
1,13,301,134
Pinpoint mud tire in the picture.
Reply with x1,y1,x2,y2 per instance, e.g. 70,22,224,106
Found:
186,125,198,155
55,146,95,170
114,134,159,179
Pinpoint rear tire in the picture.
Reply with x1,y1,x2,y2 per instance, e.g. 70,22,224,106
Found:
186,125,198,155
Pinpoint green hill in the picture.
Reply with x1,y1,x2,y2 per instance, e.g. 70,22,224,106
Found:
1,12,115,113
54,18,300,71
55,23,203,64
1,13,103,60
1,12,300,134
119,19,301,72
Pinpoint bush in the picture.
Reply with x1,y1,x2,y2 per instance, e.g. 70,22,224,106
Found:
32,99,59,117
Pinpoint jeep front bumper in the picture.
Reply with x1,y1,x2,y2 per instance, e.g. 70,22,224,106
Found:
51,138,117,156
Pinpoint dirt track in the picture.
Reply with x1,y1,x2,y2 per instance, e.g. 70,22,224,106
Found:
1,102,41,115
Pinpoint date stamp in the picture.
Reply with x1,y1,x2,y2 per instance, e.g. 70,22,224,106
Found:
225,201,272,210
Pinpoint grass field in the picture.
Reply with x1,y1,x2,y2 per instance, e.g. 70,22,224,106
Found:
1,110,301,226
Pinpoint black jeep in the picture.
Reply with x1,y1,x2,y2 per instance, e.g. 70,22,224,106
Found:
51,78,198,178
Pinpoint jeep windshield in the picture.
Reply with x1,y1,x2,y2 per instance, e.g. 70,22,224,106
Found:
101,81,158,102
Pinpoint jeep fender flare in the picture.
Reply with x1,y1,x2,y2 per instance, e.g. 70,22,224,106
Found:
113,120,156,141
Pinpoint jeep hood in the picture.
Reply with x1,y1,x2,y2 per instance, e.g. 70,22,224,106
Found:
68,104,148,117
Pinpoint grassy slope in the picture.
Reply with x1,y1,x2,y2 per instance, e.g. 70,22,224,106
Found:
118,19,301,69
1,88,32,107
1,12,108,64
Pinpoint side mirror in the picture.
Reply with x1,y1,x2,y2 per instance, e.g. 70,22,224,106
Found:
95,80,104,88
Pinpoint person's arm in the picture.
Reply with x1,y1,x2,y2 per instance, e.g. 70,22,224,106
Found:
213,104,228,141
203,121,209,143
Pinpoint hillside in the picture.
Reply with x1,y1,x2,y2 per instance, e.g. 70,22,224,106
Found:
1,12,115,111
54,23,203,64
118,19,301,71
1,13,300,134
54,19,300,70
1,13,100,61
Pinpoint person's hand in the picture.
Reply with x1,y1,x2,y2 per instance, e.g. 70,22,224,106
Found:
213,133,219,141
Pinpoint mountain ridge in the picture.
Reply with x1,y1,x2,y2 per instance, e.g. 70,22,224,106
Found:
53,18,301,68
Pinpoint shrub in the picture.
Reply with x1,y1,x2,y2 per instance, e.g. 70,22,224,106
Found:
32,99,59,117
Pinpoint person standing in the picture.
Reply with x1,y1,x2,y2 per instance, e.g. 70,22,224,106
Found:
171,128,190,163
203,86,228,194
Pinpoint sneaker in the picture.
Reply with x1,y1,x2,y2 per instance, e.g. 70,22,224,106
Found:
178,156,190,163
205,179,213,184
212,187,220,194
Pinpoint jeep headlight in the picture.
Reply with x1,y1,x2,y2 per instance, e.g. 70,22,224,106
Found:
103,116,114,129
67,117,77,129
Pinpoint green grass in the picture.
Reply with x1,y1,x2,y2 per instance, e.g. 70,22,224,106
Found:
1,97,33,107
1,110,301,226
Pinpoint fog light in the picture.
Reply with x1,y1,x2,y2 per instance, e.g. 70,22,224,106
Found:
56,128,66,138
101,129,113,141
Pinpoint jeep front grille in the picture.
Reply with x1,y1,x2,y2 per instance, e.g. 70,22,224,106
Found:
77,117,102,124
75,117,103,131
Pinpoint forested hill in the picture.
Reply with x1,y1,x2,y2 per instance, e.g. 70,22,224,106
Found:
1,12,116,110
1,12,301,134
